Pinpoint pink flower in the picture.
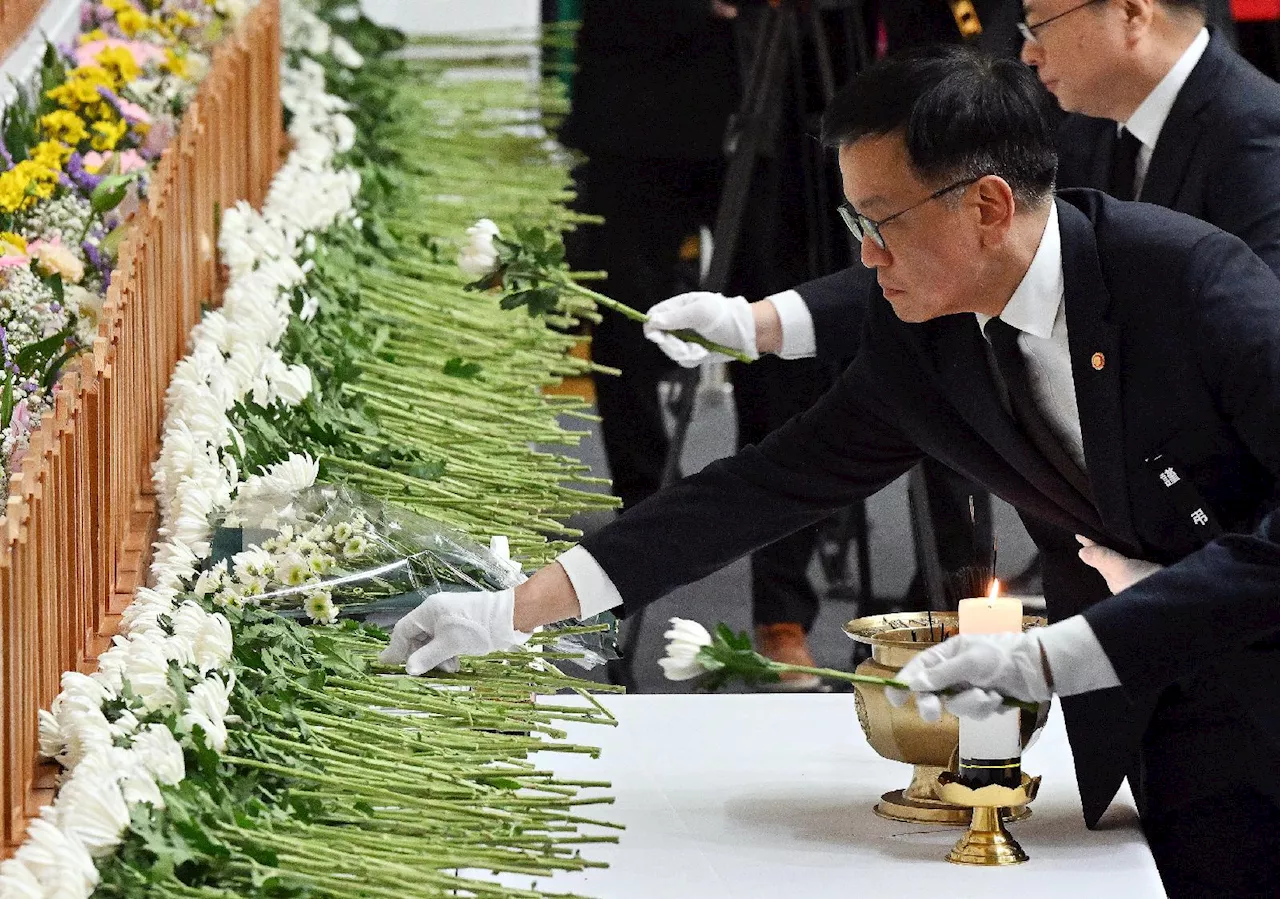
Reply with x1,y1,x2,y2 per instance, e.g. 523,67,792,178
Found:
117,150,147,174
81,151,108,174
141,118,174,158
9,400,29,432
115,98,151,126
0,255,27,269
80,151,146,177
75,39,166,68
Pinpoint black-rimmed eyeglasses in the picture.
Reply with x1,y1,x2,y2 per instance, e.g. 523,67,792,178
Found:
838,176,983,250
1017,0,1106,45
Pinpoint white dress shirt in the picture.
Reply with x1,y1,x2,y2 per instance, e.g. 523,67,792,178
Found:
974,204,1087,472
1122,27,1209,198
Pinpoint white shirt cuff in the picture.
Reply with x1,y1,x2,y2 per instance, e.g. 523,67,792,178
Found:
765,289,817,360
1035,615,1121,697
556,545,625,619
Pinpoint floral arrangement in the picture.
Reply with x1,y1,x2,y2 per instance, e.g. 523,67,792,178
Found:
0,0,243,493
0,3,623,897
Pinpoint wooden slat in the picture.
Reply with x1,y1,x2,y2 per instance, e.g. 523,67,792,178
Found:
0,0,283,851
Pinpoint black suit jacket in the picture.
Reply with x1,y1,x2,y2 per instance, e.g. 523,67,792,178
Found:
582,191,1280,825
807,29,1280,360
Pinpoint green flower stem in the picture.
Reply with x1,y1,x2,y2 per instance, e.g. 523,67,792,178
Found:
559,281,755,364
768,663,1039,713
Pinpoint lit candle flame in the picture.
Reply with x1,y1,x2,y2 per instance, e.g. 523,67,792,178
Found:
988,579,1001,600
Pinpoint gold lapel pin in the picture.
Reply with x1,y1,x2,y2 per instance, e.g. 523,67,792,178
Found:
1091,352,1105,371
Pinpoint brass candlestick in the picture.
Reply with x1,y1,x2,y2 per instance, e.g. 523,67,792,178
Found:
844,612,1049,826
935,771,1041,865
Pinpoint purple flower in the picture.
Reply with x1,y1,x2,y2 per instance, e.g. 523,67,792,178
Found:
67,152,104,193
83,238,112,286
0,135,13,170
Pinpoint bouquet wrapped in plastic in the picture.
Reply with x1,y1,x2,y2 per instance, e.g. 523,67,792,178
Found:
195,481,617,668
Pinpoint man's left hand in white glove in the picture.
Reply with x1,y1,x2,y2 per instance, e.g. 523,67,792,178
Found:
887,616,1122,721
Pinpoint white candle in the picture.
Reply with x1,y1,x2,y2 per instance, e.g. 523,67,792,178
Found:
958,581,1022,635
957,581,1024,786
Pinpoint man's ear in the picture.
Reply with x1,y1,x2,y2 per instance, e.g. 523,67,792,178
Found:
972,175,1017,245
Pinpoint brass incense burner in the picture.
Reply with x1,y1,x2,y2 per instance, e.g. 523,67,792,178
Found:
843,611,1049,826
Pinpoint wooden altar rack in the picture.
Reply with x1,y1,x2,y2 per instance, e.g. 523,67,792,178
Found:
0,0,282,852
0,1,44,60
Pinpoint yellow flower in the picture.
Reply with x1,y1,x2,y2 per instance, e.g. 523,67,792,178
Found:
0,233,28,255
0,162,60,214
90,118,127,152
79,29,109,43
47,68,114,108
94,46,141,84
39,110,89,145
162,48,190,79
116,7,151,37
172,10,197,28
31,141,72,170
103,0,132,11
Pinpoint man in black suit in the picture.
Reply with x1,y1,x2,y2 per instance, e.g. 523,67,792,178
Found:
385,47,1280,895
649,0,1279,602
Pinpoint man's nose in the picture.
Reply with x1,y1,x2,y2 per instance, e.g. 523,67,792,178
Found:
1020,38,1041,68
860,238,890,269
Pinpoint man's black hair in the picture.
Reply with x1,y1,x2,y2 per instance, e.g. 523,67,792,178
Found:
821,46,1058,205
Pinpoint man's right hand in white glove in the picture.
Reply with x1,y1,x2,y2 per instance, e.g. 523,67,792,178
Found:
643,291,760,367
378,588,532,676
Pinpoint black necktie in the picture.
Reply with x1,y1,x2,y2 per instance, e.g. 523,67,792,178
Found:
1109,127,1142,201
983,317,1093,501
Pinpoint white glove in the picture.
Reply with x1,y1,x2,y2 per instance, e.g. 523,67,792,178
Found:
886,633,1052,722
643,291,758,367
1077,535,1163,594
378,589,531,675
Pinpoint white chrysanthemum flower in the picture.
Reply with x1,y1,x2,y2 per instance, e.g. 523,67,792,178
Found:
179,674,233,752
303,590,339,625
330,35,364,69
13,816,98,892
37,710,64,761
658,618,714,681
55,774,131,857
231,545,274,580
109,710,140,741
117,637,179,713
131,725,186,786
0,857,42,899
260,453,319,494
59,672,112,707
57,706,114,770
342,535,368,559
270,362,313,406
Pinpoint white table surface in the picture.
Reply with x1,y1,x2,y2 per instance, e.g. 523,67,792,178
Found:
504,694,1165,898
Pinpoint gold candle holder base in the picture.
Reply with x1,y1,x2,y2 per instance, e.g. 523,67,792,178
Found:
874,765,1031,826
935,772,1041,866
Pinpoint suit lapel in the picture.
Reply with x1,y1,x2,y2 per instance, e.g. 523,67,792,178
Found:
1056,200,1142,554
921,313,1105,536
1138,33,1225,207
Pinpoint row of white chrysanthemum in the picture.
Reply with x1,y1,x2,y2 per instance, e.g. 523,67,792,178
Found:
0,5,361,897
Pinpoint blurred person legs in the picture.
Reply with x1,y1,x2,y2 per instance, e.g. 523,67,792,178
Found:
572,154,722,509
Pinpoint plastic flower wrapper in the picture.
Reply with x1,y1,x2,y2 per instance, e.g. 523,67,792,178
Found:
199,482,618,669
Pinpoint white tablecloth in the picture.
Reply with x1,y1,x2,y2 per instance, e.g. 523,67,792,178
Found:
506,694,1165,898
